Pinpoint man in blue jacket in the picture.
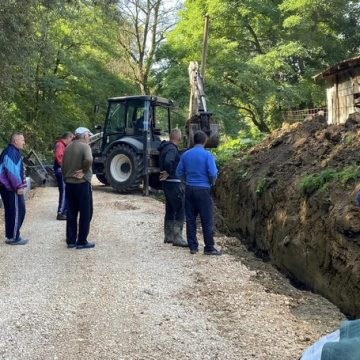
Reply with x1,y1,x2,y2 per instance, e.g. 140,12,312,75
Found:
158,128,188,247
176,130,221,255
0,133,28,245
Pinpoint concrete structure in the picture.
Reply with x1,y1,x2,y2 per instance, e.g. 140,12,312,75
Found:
314,55,360,125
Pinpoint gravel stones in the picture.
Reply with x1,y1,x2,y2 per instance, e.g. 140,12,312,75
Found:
0,183,344,359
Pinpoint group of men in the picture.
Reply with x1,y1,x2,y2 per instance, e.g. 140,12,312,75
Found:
158,129,221,256
0,128,220,255
0,127,95,249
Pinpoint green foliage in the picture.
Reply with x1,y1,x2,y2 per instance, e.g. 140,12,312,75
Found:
299,166,360,195
299,169,337,195
155,0,360,137
0,1,136,152
337,166,360,185
213,134,262,169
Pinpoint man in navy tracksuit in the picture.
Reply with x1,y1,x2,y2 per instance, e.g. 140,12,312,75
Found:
0,133,28,245
176,130,221,255
158,128,188,247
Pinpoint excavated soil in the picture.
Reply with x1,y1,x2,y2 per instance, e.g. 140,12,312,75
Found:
215,114,360,318
0,182,344,359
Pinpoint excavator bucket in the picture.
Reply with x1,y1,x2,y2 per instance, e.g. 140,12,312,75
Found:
186,113,219,148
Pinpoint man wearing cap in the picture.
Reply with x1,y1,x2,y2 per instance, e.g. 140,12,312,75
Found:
62,127,95,249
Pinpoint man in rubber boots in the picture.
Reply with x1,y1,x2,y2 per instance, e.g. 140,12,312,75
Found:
158,128,188,247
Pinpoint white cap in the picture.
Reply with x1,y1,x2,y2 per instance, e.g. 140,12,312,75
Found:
75,127,93,136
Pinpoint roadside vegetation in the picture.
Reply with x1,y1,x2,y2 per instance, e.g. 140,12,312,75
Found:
212,133,263,170
299,166,360,196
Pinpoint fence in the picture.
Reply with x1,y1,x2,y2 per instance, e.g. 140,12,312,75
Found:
282,107,327,123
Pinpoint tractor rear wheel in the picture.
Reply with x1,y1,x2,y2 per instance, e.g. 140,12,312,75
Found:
105,144,143,192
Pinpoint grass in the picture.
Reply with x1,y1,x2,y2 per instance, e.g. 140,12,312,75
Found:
299,166,360,195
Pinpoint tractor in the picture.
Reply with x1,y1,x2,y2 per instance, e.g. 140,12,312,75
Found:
90,95,173,195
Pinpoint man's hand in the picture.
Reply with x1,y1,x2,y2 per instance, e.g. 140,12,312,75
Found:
159,170,169,181
73,169,85,179
16,188,24,195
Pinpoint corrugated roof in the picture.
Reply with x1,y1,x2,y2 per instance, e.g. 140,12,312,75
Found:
314,55,360,81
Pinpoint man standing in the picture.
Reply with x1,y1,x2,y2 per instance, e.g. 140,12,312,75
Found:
54,132,74,220
176,130,221,255
62,127,94,249
158,128,188,247
0,133,28,245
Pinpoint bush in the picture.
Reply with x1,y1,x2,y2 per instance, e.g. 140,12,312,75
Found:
213,137,260,169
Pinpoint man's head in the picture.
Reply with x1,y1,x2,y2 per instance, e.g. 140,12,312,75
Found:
10,133,25,150
170,128,182,145
61,131,74,145
193,130,207,146
74,127,93,143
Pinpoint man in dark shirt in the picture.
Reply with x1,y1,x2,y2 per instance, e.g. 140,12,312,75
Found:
176,130,221,255
158,128,188,247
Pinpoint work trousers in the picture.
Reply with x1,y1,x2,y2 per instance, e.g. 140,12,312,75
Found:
163,181,185,223
65,182,93,246
0,188,26,241
54,167,66,214
185,186,214,252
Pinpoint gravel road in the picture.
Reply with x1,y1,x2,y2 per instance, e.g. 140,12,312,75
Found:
0,181,344,360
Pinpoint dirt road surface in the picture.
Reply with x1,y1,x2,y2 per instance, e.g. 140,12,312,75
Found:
0,181,344,360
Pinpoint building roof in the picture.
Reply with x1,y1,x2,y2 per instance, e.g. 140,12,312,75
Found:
314,55,360,81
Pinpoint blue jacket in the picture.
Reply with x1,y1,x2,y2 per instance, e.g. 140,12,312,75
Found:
0,144,26,192
176,145,218,188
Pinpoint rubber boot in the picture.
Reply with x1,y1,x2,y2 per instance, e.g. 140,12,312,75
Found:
172,221,188,247
164,220,174,244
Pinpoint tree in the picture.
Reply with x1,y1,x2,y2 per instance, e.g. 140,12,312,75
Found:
0,0,137,152
115,0,181,94
0,0,36,141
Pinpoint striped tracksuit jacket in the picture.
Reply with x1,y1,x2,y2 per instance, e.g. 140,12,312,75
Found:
0,144,27,240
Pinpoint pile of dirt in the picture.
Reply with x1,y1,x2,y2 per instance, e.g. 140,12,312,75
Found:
215,114,360,317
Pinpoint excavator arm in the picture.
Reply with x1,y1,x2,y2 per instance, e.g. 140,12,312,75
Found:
186,61,219,148
189,61,208,115
186,16,219,148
